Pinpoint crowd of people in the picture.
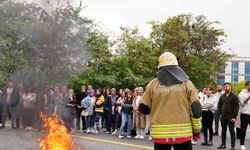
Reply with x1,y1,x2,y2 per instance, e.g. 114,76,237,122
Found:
0,52,250,150
0,80,250,149
198,81,250,150
0,81,151,139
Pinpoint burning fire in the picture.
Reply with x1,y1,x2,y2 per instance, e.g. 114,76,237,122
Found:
38,113,76,150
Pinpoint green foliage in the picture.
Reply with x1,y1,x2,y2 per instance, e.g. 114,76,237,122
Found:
0,0,90,86
0,1,231,91
149,14,231,89
70,14,231,91
233,81,245,96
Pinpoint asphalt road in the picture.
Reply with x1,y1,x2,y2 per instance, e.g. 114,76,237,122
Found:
0,127,250,150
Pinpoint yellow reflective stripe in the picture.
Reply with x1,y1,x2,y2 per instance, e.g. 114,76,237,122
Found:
152,133,193,138
152,130,192,135
152,127,192,131
191,117,201,129
151,123,193,138
152,123,192,128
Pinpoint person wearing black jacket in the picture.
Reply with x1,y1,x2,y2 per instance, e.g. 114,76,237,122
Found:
0,80,20,129
217,82,239,150
105,88,118,133
62,89,77,133
75,86,87,131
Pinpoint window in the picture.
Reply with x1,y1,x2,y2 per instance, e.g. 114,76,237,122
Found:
231,62,239,74
245,62,250,75
217,75,225,85
246,76,250,81
231,62,239,83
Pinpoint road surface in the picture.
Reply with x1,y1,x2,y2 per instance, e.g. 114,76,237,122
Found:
0,127,250,150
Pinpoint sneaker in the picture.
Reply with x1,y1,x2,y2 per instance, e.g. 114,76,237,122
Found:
90,128,95,133
95,130,99,135
217,145,226,149
139,136,144,139
148,136,152,141
106,131,110,134
240,145,246,150
127,135,132,139
191,140,197,145
118,135,124,139
135,135,140,139
112,130,117,135
207,141,213,146
86,128,90,134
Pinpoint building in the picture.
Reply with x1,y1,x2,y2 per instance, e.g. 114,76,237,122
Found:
218,56,250,85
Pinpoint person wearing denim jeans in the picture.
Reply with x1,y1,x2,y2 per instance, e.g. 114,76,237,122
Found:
119,90,133,139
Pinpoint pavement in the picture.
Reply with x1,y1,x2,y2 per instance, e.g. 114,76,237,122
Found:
0,126,250,150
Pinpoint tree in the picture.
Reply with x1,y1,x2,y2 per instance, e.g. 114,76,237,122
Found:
70,14,231,91
0,0,91,86
150,14,231,89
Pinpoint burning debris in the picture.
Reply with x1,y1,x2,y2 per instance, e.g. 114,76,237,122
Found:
38,113,76,150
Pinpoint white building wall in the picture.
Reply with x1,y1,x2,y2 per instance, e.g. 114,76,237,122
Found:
225,61,231,82
239,62,245,81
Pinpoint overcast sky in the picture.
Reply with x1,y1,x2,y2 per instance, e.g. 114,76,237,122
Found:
29,0,249,57
79,0,249,57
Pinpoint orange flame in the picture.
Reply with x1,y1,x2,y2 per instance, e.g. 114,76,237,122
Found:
38,112,76,150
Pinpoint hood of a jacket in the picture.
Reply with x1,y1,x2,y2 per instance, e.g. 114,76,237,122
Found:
157,65,189,86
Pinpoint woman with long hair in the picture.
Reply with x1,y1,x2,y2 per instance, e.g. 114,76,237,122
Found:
22,86,36,130
119,90,133,139
94,88,105,134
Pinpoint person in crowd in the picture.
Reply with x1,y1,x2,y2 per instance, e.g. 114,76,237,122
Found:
238,81,250,150
139,52,202,150
87,85,93,96
93,88,105,134
76,86,87,131
106,88,118,134
217,82,239,150
16,83,24,129
213,85,224,136
22,86,36,130
34,84,43,130
102,88,109,131
118,89,123,97
0,88,3,127
81,90,95,134
118,90,133,139
200,87,216,146
60,85,69,98
41,86,56,116
131,87,139,136
0,80,20,129
199,87,207,100
62,89,76,133
53,86,63,118
112,90,125,135
134,87,146,139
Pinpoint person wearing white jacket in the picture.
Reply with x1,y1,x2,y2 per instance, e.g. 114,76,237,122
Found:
238,81,250,150
200,87,216,146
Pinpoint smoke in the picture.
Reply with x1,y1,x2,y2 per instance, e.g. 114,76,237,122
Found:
4,0,90,86
22,0,81,13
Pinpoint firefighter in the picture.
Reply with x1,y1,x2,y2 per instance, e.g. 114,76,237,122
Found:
139,52,202,150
